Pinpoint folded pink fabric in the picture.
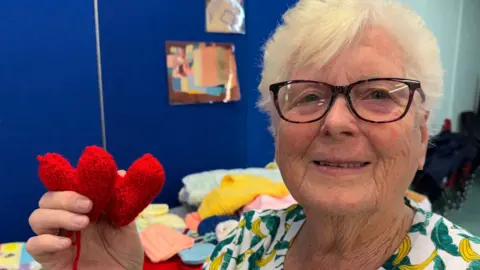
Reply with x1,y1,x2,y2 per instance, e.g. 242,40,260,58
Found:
140,224,195,263
241,194,297,214
185,212,202,232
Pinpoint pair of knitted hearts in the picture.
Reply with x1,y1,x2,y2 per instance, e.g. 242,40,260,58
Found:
37,146,165,228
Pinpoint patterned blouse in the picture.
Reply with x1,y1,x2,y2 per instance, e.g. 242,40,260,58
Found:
202,203,480,269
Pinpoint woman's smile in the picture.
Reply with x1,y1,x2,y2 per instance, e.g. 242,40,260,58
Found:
312,160,371,175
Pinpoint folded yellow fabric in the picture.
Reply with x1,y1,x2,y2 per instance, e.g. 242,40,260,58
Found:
405,190,428,203
149,213,187,230
138,204,169,219
198,174,290,219
265,161,278,169
136,204,170,232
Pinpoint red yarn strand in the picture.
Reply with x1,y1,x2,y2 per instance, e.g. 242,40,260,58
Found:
72,231,82,270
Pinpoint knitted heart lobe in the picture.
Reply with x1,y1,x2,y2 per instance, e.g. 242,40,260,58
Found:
37,146,118,222
106,154,165,228
37,153,76,191
75,146,118,222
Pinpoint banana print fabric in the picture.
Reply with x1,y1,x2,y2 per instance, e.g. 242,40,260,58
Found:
203,203,480,269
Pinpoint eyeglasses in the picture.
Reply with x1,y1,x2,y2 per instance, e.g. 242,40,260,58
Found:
269,78,425,124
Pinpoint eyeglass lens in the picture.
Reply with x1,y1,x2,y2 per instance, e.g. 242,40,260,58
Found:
277,80,411,122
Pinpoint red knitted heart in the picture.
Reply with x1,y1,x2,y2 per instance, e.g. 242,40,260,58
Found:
37,146,118,222
37,146,165,226
37,146,165,270
106,154,165,228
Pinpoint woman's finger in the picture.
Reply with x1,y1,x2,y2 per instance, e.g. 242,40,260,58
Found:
38,191,92,214
26,234,72,257
29,208,89,235
118,170,126,177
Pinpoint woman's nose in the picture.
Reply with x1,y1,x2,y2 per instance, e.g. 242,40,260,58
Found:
320,95,358,139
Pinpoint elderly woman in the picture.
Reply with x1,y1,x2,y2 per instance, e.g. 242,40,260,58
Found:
26,0,479,269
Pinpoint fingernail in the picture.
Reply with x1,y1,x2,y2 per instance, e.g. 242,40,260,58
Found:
73,216,88,226
76,198,91,211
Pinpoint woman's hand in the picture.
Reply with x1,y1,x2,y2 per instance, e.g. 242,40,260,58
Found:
26,191,144,270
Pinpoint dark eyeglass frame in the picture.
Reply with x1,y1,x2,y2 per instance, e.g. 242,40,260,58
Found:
269,78,425,124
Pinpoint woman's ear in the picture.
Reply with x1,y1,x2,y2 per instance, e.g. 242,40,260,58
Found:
417,111,430,170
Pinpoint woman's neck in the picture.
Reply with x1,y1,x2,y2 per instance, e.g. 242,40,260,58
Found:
287,202,414,269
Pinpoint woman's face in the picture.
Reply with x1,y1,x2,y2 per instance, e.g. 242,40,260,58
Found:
274,26,430,214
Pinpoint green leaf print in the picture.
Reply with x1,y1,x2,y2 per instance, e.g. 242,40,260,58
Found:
274,240,291,251
236,251,246,266
410,222,427,235
468,260,480,270
210,233,235,260
234,227,245,246
222,249,234,270
222,233,235,245
410,211,432,235
460,233,480,245
250,235,262,248
275,254,285,262
260,215,280,236
410,222,422,232
470,236,480,245
382,255,396,269
400,256,412,266
416,207,426,215
433,256,446,270
285,204,300,222
243,211,255,230
425,212,433,226
293,210,306,222
382,254,412,269
248,245,265,270
431,218,461,256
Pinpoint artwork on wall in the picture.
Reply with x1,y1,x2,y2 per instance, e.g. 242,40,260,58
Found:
205,0,245,34
165,41,241,105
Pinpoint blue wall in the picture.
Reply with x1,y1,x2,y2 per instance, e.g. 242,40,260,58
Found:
1,0,479,243
0,2,102,243
245,1,295,167
98,0,250,206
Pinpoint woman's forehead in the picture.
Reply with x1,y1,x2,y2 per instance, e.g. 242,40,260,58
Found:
291,25,405,83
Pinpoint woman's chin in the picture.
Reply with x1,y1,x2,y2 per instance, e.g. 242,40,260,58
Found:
300,191,378,215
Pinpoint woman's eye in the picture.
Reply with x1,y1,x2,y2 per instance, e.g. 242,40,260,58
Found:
298,94,320,104
367,90,390,99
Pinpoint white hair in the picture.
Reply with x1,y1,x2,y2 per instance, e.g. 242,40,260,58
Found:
257,0,444,134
